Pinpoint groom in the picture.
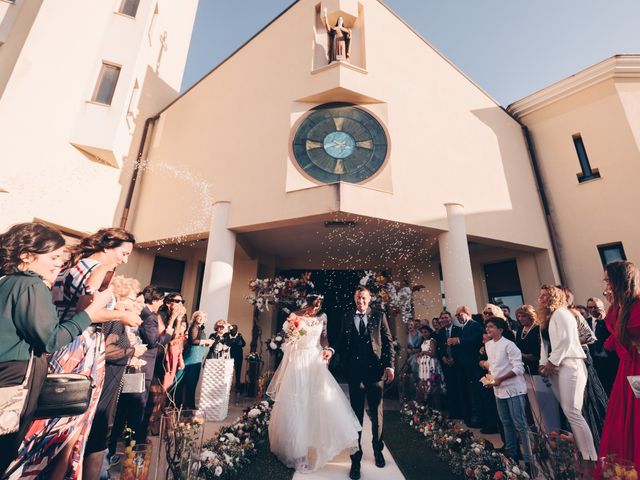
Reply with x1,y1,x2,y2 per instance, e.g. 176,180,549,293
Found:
335,286,395,480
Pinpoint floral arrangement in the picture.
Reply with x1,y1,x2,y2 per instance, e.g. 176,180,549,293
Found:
199,400,272,479
528,430,579,480
265,333,285,353
159,408,206,479
120,427,152,480
212,342,230,359
601,454,638,480
359,270,424,323
245,352,261,362
245,272,314,313
401,401,529,480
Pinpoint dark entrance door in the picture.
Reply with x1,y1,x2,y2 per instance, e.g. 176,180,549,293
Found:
483,259,524,314
277,269,362,347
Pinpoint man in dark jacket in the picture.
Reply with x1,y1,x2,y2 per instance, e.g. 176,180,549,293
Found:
436,310,463,420
335,286,395,480
448,306,484,428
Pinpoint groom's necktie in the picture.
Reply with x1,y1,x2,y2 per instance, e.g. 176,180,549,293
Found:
356,313,366,337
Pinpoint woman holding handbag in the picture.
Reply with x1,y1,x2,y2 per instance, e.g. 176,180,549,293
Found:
6,228,142,480
0,223,113,476
175,312,213,408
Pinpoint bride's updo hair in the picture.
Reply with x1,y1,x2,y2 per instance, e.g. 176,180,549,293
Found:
305,294,324,310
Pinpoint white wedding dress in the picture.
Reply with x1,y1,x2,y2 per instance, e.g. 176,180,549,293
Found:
267,313,361,473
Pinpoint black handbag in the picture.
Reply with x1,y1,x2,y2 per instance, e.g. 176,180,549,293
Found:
34,266,98,420
34,373,94,419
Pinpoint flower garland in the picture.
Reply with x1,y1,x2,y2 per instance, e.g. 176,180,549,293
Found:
265,333,285,353
199,400,272,479
245,272,314,313
401,401,529,480
359,270,424,323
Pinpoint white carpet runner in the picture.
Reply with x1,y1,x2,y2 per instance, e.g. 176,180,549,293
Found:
291,411,405,480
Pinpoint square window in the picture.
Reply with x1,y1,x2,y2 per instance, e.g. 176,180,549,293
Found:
597,243,626,267
118,0,140,17
92,63,121,105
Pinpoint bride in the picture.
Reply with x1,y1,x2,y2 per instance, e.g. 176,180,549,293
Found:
267,294,361,473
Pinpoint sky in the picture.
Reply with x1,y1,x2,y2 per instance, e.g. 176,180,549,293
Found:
181,1,640,106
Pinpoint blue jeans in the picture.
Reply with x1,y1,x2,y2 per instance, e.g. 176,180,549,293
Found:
495,394,532,463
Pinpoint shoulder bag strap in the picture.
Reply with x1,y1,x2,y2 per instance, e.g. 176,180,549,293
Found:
21,351,35,388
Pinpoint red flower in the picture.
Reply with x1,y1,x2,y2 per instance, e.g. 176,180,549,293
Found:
493,472,504,479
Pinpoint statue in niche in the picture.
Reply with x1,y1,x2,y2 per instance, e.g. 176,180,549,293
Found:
323,8,351,63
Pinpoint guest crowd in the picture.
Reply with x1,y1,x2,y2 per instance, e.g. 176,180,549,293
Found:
0,220,638,478
404,265,639,477
0,222,245,479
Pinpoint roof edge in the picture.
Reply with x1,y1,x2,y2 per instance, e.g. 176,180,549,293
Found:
508,54,640,119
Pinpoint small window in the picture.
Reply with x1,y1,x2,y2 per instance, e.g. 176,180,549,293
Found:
573,134,600,183
118,0,140,17
598,242,626,267
92,63,121,105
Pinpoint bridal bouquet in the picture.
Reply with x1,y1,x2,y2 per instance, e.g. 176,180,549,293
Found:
281,314,307,345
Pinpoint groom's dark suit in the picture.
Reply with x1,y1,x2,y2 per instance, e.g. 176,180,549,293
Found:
336,307,395,462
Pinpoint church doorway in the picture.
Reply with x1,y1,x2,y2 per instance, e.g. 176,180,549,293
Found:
278,269,362,346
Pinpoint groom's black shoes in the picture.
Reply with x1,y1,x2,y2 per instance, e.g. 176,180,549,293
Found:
349,461,361,479
374,450,385,468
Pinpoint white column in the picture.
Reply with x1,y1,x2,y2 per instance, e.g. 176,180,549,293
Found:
200,201,235,335
438,203,477,312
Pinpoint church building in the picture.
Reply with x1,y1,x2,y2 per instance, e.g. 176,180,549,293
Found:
119,0,560,341
2,0,638,360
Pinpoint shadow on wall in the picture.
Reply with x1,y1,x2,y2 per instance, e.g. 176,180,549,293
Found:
463,106,550,248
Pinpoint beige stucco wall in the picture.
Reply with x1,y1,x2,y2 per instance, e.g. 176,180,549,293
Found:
514,75,640,303
0,0,198,233
128,0,556,273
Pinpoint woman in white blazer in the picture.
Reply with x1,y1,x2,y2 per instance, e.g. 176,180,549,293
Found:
537,285,597,468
